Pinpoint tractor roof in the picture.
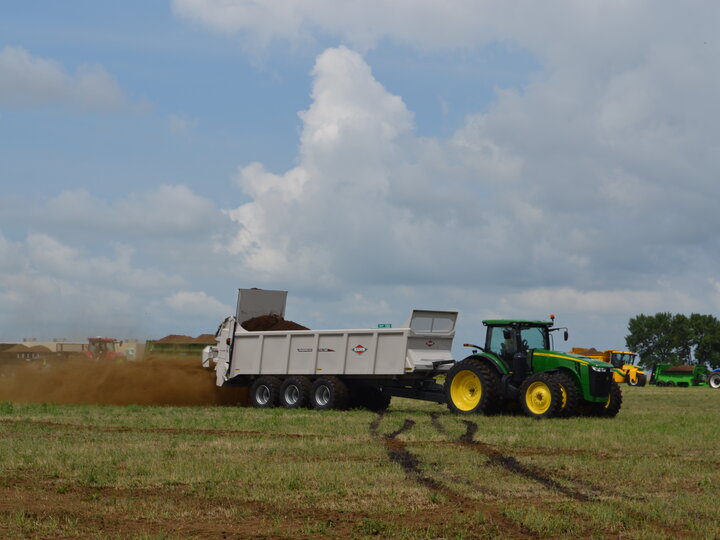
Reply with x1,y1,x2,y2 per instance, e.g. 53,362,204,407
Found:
483,319,553,327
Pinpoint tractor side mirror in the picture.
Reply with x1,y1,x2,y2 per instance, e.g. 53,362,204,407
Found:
564,330,569,341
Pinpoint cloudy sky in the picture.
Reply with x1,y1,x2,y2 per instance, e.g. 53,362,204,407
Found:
1,1,719,356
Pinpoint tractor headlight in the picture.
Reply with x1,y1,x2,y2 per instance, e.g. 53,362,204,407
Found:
590,365,608,372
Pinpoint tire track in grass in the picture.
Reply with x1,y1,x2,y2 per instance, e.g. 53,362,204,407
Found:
431,413,594,501
370,413,538,538
457,419,593,502
430,413,651,503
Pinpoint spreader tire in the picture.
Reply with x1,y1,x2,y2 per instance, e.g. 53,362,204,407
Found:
311,376,350,410
707,372,720,389
250,376,281,408
520,373,563,419
445,359,500,414
587,380,623,417
280,376,312,408
552,372,580,418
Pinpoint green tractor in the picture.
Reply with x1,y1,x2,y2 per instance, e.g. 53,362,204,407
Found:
445,316,622,418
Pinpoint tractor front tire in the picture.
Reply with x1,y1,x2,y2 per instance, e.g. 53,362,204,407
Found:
445,359,500,414
707,372,720,389
587,380,623,417
519,373,563,419
552,372,580,418
310,377,350,411
250,376,281,408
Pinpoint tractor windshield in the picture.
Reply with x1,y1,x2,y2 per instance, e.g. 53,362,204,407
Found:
90,341,109,355
610,352,636,368
486,324,550,363
520,326,549,350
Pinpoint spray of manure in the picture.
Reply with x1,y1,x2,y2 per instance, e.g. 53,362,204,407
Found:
0,317,313,407
0,355,247,407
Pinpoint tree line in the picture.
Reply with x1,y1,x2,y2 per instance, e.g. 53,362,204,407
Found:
625,313,720,368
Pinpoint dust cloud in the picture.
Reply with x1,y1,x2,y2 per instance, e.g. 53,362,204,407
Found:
0,356,248,407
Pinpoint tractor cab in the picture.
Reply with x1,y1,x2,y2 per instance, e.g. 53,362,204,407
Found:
86,337,124,361
481,318,567,371
608,351,638,369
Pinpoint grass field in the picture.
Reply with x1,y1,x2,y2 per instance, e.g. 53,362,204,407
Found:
1,386,719,539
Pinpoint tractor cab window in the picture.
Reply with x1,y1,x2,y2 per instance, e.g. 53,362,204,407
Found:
610,353,624,368
486,326,516,362
90,341,108,355
519,326,549,351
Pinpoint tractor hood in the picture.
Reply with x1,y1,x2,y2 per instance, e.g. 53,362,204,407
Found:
533,350,613,372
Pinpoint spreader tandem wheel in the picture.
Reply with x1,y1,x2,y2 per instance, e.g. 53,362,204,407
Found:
280,376,312,408
250,376,281,408
310,376,350,410
444,359,500,414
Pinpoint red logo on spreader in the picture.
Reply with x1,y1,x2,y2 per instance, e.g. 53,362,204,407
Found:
352,345,367,355
426,340,435,347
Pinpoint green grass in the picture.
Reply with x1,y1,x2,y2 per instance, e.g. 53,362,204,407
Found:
1,387,719,538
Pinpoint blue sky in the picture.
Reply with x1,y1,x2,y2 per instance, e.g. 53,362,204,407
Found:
1,1,719,359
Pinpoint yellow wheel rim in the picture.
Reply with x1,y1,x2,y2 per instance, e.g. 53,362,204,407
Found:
604,394,612,409
526,381,552,415
558,383,567,410
450,370,482,411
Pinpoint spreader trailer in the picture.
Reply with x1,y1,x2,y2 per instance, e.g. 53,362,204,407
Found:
203,288,458,411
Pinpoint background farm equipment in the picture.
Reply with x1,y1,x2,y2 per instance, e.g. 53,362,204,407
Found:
145,334,216,358
650,364,714,387
85,338,126,362
572,347,647,386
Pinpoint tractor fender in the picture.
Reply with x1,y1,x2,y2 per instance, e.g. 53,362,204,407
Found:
462,353,508,377
542,367,582,387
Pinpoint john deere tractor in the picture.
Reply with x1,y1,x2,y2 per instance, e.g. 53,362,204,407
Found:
445,317,622,418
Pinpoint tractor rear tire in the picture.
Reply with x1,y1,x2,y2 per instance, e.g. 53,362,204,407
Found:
250,376,281,408
552,372,580,418
519,373,563,419
707,372,720,389
280,376,312,408
445,358,500,414
310,376,350,411
587,380,623,417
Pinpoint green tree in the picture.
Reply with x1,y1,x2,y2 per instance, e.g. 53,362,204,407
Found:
626,312,720,368
626,313,677,367
689,314,720,368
